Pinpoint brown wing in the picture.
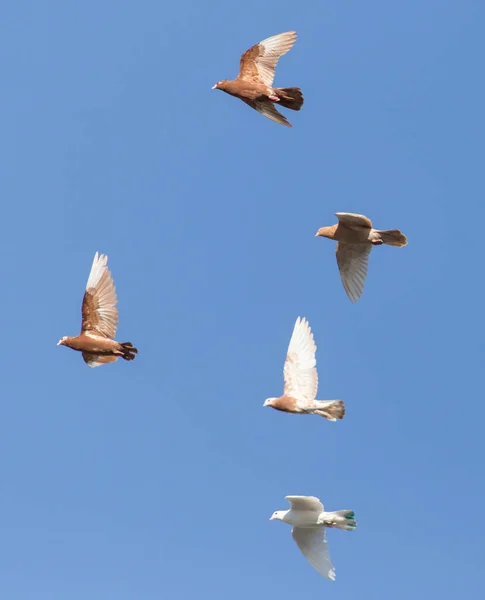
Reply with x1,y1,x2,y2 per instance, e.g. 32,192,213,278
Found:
81,252,118,338
239,31,298,86
336,212,373,230
82,352,119,368
241,99,291,127
336,242,372,303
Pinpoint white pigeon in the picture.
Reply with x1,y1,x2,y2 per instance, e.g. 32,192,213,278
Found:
270,495,356,581
263,317,345,421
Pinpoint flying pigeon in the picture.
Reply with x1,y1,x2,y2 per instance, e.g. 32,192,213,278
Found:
212,31,304,127
264,317,345,421
270,495,356,581
57,252,138,367
316,212,408,303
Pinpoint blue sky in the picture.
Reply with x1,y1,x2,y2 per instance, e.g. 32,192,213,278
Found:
0,0,484,597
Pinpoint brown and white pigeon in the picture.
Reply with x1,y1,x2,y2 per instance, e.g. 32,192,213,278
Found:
212,31,303,127
57,252,138,367
264,317,344,420
316,213,408,303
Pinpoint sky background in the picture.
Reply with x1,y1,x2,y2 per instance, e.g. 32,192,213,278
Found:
0,1,484,598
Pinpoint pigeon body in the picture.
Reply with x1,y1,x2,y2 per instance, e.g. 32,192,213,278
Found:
270,495,356,581
212,31,303,127
316,212,407,303
264,317,345,421
57,252,138,367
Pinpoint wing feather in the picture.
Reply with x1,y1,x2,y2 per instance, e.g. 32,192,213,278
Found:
336,243,372,303
286,496,324,512
291,527,336,581
239,31,297,86
336,212,373,229
81,252,118,338
82,353,119,368
283,317,318,403
241,99,291,127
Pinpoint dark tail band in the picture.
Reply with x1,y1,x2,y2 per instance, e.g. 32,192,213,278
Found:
120,342,138,361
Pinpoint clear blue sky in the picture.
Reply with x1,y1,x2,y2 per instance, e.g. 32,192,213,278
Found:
0,1,483,598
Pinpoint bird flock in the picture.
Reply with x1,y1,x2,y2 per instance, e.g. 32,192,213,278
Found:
57,31,408,582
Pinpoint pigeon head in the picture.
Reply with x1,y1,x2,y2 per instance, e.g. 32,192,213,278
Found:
263,398,278,408
270,510,286,521
212,80,228,91
57,336,69,346
315,226,333,239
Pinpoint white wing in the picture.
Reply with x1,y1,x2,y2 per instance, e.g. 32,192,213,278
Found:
283,317,318,404
82,352,119,368
81,252,118,338
286,495,324,512
292,527,336,581
240,31,298,87
336,242,372,303
255,31,297,86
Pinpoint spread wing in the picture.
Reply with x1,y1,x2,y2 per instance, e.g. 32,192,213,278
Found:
241,99,291,127
82,353,119,368
291,527,336,581
283,317,318,404
336,243,372,303
81,252,118,338
336,212,373,230
239,31,297,86
286,495,324,512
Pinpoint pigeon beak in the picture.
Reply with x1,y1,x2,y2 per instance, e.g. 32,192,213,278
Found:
315,231,320,237
269,515,275,521
57,340,62,346
212,84,217,90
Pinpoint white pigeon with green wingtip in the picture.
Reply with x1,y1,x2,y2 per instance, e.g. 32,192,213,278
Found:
270,495,356,581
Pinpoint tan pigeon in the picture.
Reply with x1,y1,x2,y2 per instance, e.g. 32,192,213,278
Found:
57,252,138,367
264,317,344,420
316,213,407,303
212,31,304,127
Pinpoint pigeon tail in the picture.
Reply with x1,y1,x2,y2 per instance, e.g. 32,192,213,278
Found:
313,400,345,421
324,510,357,531
372,229,407,247
120,342,138,361
274,87,304,110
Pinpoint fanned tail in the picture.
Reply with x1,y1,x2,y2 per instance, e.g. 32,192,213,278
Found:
274,87,304,111
314,400,345,421
373,229,407,247
324,510,357,531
